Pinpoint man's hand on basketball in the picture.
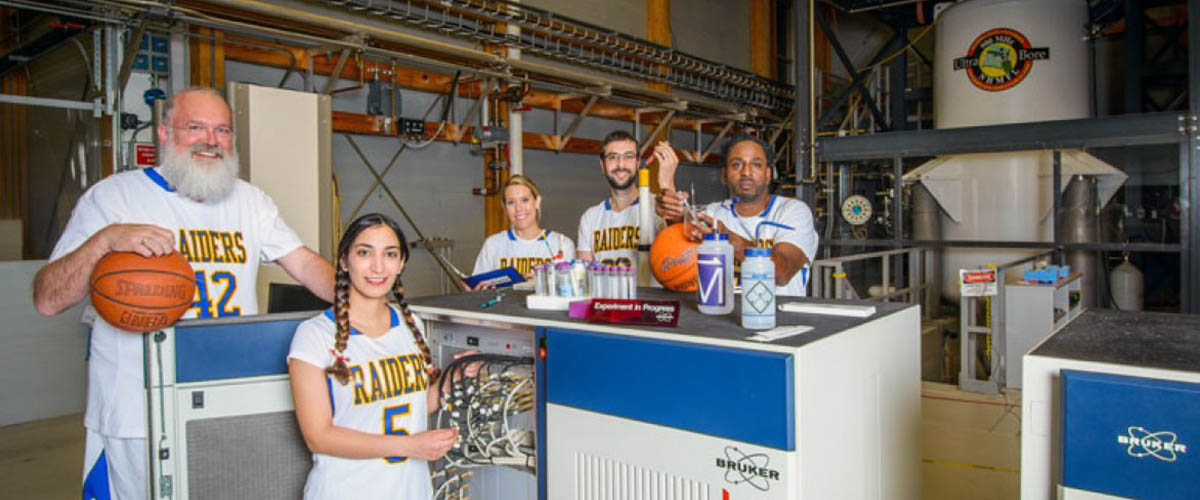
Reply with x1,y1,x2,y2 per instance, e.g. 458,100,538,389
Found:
685,213,716,242
101,224,175,257
405,427,458,461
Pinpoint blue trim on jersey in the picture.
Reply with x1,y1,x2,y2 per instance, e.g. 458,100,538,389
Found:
507,229,549,241
82,450,111,500
321,306,399,336
730,195,776,217
545,327,795,451
602,198,639,211
326,376,336,416
143,167,176,193
175,316,307,382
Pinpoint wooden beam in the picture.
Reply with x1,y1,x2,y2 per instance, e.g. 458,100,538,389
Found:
749,0,773,78
190,26,226,89
222,36,730,134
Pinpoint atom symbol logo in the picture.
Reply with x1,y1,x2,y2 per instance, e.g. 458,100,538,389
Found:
1119,426,1187,462
723,446,771,491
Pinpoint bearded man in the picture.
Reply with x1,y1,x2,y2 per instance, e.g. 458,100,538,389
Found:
33,87,334,500
575,130,679,267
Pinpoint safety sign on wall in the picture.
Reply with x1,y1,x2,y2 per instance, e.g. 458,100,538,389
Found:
960,268,998,297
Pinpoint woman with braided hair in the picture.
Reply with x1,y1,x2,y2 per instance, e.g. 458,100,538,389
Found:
288,212,454,500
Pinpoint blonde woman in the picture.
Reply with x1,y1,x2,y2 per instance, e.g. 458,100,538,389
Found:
472,175,575,283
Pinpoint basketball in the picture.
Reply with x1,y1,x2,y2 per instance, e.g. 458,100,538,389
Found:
650,223,700,291
89,252,197,332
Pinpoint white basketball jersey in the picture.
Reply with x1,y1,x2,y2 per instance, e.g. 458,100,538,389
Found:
472,229,576,276
50,167,303,437
703,195,819,297
288,307,434,500
576,198,642,267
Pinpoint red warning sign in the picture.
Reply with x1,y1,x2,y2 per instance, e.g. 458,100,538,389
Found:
135,143,157,168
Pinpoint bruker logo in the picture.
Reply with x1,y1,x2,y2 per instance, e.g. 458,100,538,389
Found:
715,445,780,492
953,27,1049,92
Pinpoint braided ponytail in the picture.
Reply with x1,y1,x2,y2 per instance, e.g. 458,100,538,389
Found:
393,279,439,380
326,268,352,385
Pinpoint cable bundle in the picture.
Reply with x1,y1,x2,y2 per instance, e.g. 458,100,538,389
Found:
430,353,536,499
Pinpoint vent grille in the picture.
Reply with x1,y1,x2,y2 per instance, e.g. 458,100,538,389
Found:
574,452,713,500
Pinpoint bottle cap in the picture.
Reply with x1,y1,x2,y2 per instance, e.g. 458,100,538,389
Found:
718,233,729,241
703,233,717,241
555,262,570,270
746,247,771,257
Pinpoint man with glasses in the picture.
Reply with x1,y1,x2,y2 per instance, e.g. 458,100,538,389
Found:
576,130,679,267
33,87,334,499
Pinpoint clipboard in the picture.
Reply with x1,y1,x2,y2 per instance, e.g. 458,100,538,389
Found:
464,267,525,289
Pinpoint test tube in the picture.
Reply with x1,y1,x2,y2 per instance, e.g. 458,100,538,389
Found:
545,262,558,297
555,262,573,297
572,260,587,296
627,264,638,300
533,264,547,296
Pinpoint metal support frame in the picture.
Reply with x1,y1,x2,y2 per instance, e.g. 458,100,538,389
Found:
888,28,909,131
1125,0,1147,113
555,94,598,152
1052,150,1063,266
810,246,932,318
637,109,677,157
817,112,1186,160
816,10,892,130
794,0,813,201
0,93,96,111
342,134,467,291
1187,0,1200,313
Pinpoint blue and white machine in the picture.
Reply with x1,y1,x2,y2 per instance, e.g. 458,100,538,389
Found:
1021,310,1200,500
416,289,921,500
145,289,922,499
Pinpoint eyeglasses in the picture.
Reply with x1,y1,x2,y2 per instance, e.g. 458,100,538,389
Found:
602,152,637,163
172,123,234,139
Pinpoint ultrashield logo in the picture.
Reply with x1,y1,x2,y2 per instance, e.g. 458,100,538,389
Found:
1117,426,1189,462
953,27,1049,92
715,446,780,492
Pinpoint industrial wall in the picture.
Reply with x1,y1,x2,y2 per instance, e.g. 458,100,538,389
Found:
4,0,747,425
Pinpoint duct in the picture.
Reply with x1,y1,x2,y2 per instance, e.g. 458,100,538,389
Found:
911,182,942,316
903,149,1127,302
1062,175,1097,309
903,150,1126,225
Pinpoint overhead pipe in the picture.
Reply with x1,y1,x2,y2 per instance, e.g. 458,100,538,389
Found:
193,0,744,116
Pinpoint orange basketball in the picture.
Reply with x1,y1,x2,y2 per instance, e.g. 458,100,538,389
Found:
650,223,700,291
89,252,196,332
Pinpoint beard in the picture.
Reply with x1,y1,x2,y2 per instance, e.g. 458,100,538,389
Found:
605,168,635,191
158,141,239,203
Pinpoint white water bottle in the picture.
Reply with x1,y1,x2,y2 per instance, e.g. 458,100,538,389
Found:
740,247,776,329
696,233,734,315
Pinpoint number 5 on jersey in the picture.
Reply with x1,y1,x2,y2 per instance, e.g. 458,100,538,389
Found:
191,270,240,318
383,404,410,463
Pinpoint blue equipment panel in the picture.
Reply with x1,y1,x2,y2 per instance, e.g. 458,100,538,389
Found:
1062,369,1200,500
174,316,308,382
543,327,794,451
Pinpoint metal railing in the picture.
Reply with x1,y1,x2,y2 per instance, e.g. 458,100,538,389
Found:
810,246,935,316
957,250,1054,394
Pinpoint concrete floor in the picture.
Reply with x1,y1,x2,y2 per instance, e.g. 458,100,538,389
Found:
1,383,1022,499
0,413,84,499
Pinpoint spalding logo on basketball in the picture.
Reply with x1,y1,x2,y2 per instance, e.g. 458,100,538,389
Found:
650,223,700,292
89,252,196,332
